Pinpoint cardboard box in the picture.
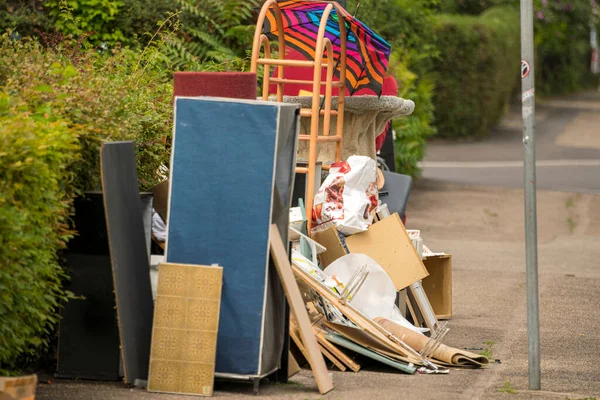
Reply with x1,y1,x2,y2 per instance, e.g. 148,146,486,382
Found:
150,180,169,223
313,213,429,291
422,255,452,320
0,375,37,400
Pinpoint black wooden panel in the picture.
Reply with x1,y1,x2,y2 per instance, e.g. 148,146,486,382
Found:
100,141,154,384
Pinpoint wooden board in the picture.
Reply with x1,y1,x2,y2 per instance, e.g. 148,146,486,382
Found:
422,255,453,319
148,263,222,396
100,141,154,384
270,225,334,395
344,213,429,290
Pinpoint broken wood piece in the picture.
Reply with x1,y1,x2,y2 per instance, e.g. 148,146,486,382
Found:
270,225,334,395
291,318,345,372
318,343,347,372
288,352,301,378
313,325,361,372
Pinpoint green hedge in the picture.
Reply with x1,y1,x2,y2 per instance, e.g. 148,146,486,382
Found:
0,110,78,374
432,6,520,138
535,0,600,94
0,33,174,373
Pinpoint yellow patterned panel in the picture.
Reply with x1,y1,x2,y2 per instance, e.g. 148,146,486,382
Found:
148,263,222,397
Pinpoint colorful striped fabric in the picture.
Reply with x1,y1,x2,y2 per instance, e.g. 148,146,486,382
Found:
263,0,392,95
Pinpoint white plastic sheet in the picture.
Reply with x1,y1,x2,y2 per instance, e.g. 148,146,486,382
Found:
324,253,428,334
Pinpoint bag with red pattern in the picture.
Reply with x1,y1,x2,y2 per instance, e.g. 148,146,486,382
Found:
311,155,378,236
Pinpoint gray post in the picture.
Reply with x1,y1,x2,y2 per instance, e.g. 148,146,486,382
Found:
520,0,541,391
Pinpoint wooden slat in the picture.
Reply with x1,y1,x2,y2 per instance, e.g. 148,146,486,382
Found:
270,225,334,395
298,135,341,142
300,109,339,117
270,77,345,88
256,58,328,68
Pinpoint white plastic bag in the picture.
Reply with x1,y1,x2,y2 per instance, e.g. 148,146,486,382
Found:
311,155,378,235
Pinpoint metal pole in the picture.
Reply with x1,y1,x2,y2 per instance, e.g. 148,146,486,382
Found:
520,0,541,391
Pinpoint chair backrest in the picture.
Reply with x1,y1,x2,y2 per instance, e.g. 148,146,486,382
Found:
379,171,413,217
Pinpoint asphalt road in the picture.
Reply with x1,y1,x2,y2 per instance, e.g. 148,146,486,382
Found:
421,92,600,194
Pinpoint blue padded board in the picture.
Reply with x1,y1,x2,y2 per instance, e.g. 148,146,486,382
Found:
166,97,298,377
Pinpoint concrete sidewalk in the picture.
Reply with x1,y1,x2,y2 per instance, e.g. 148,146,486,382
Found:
36,182,600,400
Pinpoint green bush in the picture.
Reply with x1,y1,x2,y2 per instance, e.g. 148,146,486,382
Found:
438,0,514,15
432,6,520,138
0,30,176,372
0,34,172,191
0,107,79,375
534,0,600,94
0,1,52,38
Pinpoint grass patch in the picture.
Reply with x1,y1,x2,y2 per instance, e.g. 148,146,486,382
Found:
567,217,577,233
480,340,496,360
497,380,518,394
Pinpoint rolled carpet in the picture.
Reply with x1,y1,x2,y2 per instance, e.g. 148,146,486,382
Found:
375,317,489,368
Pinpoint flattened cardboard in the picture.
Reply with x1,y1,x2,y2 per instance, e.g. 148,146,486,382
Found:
422,255,453,319
148,263,223,396
150,180,169,223
344,213,429,290
312,227,347,268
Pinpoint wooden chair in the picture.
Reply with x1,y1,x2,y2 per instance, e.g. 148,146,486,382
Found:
251,0,348,234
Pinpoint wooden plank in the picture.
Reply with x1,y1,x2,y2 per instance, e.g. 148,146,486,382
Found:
344,213,429,290
100,142,154,384
290,319,346,372
318,344,347,372
148,263,222,396
313,326,361,372
270,225,334,395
